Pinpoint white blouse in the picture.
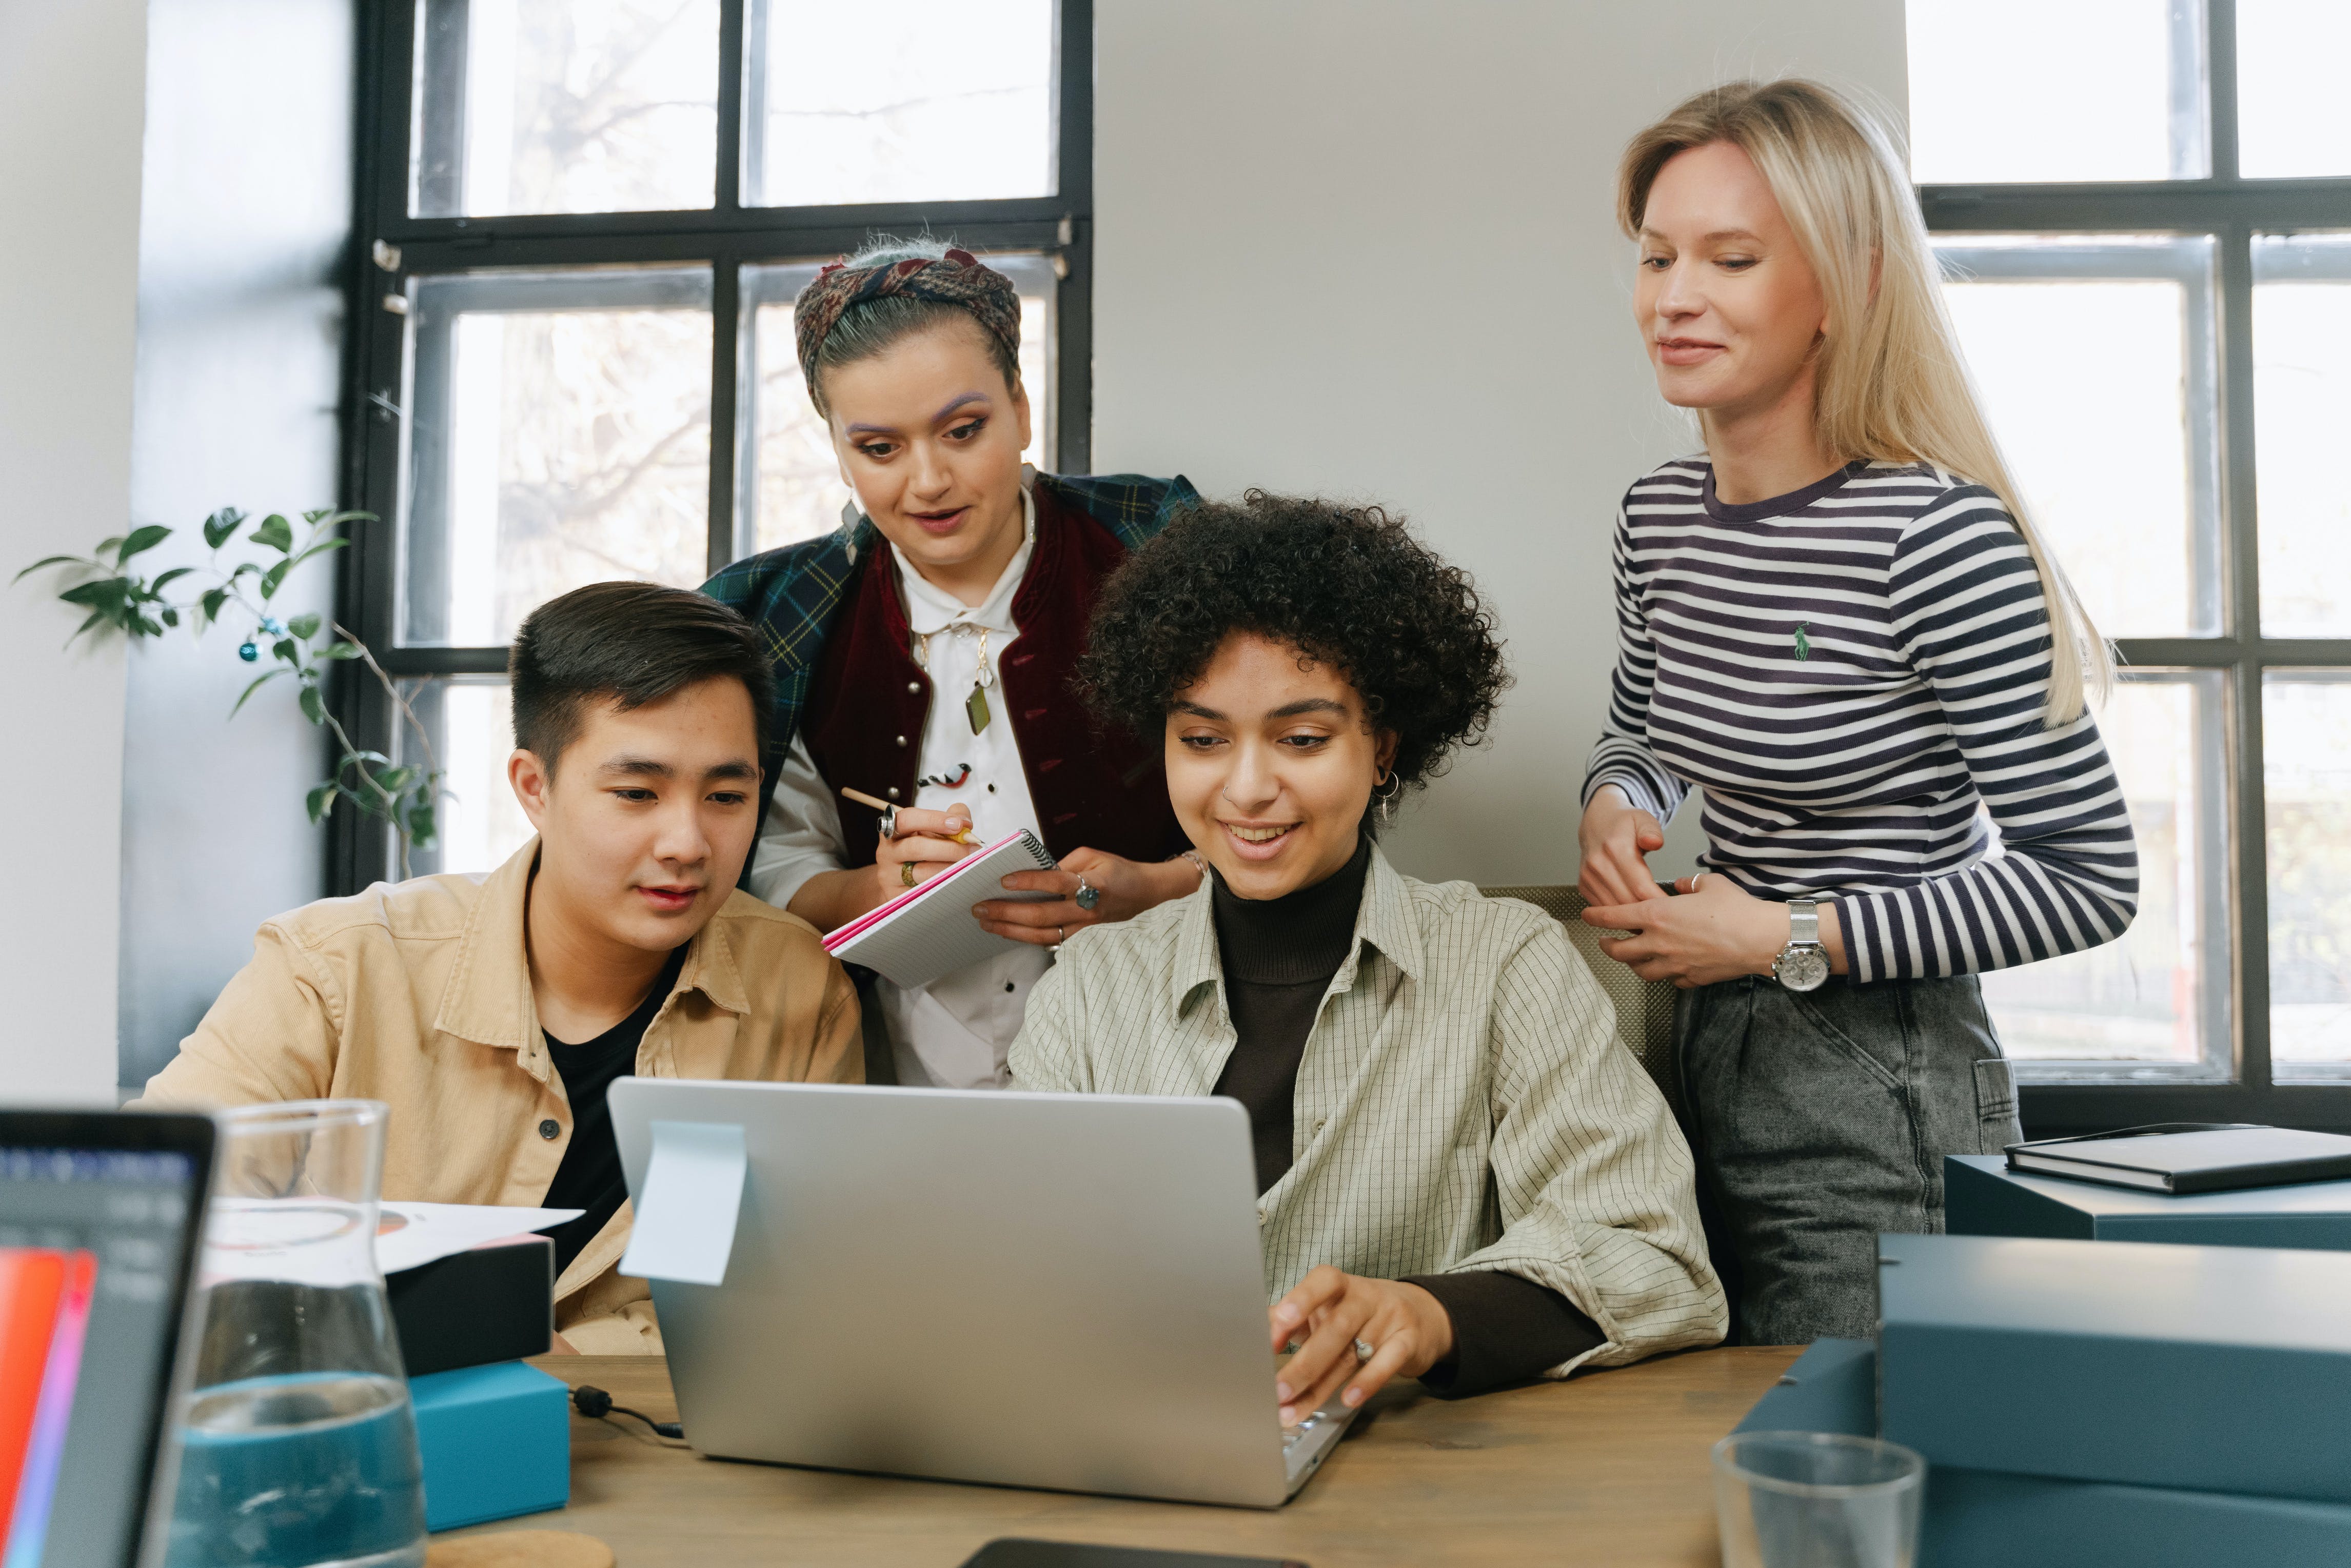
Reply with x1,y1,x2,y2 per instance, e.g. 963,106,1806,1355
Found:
747,489,1049,1089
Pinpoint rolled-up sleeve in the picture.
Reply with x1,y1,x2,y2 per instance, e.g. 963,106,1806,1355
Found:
1437,921,1727,1371
134,922,341,1109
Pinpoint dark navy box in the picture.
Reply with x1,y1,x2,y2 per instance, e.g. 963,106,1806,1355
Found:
1947,1153,2351,1251
1738,1338,2351,1568
1877,1231,2351,1504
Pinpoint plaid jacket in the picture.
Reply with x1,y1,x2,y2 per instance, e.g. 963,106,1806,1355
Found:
701,471,1200,821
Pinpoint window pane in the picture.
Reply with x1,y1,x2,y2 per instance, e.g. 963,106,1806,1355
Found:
1938,237,2218,638
2237,0,2351,177
1983,672,2228,1078
1907,0,2204,183
411,0,718,217
2253,235,2351,636
2266,675,2351,1076
400,269,713,647
391,678,534,879
735,256,1052,555
744,0,1053,208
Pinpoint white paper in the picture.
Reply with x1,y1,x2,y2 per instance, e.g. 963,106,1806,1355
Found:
618,1120,746,1286
373,1200,584,1276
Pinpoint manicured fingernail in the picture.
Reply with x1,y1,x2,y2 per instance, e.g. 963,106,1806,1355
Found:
1278,1405,1295,1425
1275,1381,1292,1402
1342,1386,1364,1407
1276,1303,1300,1324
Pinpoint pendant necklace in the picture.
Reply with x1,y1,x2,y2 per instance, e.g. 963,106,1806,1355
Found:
916,623,995,736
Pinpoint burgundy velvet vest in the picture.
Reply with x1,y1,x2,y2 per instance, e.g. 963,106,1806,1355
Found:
798,484,1182,869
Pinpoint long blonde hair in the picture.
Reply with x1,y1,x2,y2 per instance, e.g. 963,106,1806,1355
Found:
1617,79,2109,725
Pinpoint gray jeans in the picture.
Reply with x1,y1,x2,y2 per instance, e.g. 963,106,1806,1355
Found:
1675,973,2023,1345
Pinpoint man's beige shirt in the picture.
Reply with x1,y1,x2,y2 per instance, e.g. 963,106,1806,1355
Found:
137,840,861,1352
1010,845,1726,1375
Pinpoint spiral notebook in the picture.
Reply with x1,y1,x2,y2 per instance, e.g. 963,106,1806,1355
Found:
822,829,1060,989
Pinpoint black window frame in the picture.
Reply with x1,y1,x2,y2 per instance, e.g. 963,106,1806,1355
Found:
333,0,1092,891
1918,0,2351,1133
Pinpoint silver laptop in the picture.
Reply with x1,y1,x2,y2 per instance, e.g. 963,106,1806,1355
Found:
608,1079,1357,1507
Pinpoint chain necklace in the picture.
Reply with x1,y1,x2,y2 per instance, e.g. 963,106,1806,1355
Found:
916,622,995,736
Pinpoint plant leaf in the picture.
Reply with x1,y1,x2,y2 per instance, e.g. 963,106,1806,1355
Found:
284,538,352,571
406,801,438,850
58,578,133,613
298,683,326,725
305,782,340,823
93,536,125,561
11,554,89,583
321,640,364,660
272,638,299,665
251,514,295,553
149,566,197,593
199,587,229,625
202,508,246,549
373,765,418,796
259,560,291,599
115,525,172,564
285,612,321,640
346,749,392,767
68,610,106,643
229,668,289,718
160,609,180,628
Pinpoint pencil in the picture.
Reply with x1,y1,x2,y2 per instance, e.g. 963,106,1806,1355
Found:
840,786,974,843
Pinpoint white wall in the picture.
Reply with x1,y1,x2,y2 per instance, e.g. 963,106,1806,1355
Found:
1094,0,1908,887
0,0,150,1102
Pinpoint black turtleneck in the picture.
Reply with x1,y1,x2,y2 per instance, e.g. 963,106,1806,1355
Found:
1209,835,1371,1194
1206,834,1605,1397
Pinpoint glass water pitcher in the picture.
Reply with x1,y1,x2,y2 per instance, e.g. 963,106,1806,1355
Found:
166,1100,427,1568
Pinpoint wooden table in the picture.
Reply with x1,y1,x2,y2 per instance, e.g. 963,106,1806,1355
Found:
446,1347,1799,1566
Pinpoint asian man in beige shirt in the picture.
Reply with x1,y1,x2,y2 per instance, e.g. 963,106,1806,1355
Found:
138,582,860,1351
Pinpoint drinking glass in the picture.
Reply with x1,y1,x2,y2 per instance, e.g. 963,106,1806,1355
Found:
1714,1431,1926,1568
165,1100,426,1568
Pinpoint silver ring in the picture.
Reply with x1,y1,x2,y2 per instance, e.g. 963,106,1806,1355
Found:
1352,1337,1374,1363
1073,874,1099,911
1058,926,1067,943
877,804,898,840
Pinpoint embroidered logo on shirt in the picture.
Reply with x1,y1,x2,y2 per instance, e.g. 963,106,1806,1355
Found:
1793,623,1812,661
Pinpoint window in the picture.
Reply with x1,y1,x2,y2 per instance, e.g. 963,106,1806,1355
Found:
342,0,1091,887
1910,0,2351,1127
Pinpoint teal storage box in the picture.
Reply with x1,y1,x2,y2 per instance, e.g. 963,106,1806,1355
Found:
1737,1339,2351,1567
1734,1337,1874,1436
1877,1232,2351,1504
409,1361,570,1531
1947,1153,2351,1251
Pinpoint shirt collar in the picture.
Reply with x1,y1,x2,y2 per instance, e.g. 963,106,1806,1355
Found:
1165,837,1423,1019
890,484,1037,638
433,838,751,1071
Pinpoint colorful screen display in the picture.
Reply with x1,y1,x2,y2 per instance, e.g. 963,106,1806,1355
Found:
0,1147,199,1568
0,1249,99,1567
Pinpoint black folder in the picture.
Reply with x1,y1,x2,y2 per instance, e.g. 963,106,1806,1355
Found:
2006,1122,2351,1194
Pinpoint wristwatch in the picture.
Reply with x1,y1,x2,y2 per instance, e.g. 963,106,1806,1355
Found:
1772,899,1830,993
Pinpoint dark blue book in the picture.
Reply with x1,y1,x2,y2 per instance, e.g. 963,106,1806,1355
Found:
2005,1123,2351,1195
1879,1232,2351,1504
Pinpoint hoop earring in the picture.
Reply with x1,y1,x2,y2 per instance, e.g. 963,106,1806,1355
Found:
1372,769,1402,826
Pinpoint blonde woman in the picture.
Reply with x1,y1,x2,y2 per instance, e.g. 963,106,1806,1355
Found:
1575,80,2139,1345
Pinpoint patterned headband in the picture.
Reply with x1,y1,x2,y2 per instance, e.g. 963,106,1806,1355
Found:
793,248,1023,392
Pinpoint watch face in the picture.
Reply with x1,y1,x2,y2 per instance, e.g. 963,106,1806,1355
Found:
1775,945,1831,993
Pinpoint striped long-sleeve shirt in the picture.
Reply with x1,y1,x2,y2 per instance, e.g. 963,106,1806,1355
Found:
1580,456,2138,983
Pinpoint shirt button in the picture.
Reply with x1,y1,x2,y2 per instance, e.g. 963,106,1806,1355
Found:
538,1119,560,1141
886,786,900,800
906,682,921,693
895,735,908,747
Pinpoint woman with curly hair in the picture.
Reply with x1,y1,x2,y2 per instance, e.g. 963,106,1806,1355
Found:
1010,493,1725,1425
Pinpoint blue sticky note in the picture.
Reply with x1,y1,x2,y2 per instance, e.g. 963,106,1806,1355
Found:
619,1119,746,1286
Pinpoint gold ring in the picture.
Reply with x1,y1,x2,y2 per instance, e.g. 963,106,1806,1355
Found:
901,862,918,887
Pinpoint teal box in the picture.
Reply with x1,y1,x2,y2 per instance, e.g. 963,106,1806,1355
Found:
409,1361,571,1531
1947,1153,2351,1251
1878,1232,2351,1504
1736,1339,2351,1567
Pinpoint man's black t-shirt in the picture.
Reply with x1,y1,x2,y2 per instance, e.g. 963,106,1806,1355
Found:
541,946,687,1276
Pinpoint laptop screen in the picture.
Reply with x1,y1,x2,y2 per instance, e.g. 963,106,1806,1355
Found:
0,1115,213,1568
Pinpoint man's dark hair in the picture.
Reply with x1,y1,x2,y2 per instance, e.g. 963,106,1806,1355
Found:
1079,491,1510,798
509,582,775,770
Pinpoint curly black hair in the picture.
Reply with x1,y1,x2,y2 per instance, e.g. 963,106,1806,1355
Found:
1079,490,1511,795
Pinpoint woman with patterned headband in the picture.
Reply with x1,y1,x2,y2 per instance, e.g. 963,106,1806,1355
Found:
703,238,1203,1089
